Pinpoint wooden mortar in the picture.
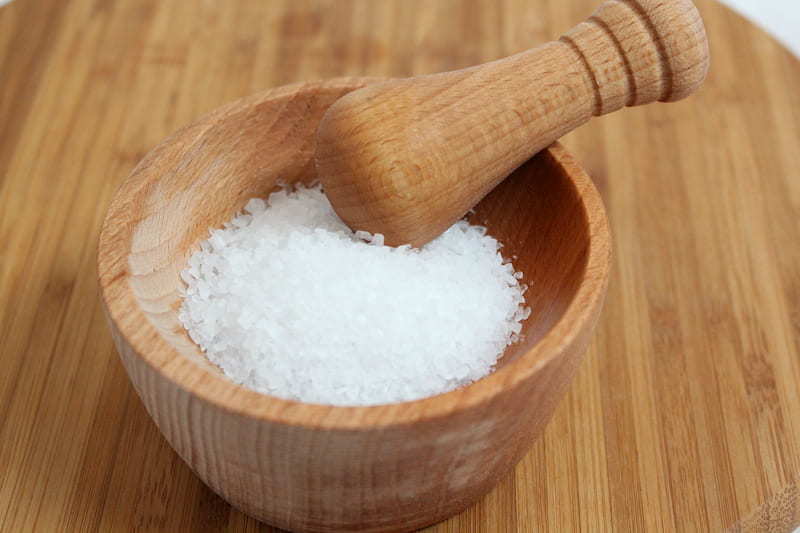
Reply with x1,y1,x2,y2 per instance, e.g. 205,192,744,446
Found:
98,78,610,532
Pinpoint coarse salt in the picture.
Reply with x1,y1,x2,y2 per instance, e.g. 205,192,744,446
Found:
179,183,529,406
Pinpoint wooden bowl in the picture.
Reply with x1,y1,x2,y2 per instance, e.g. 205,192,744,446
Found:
98,78,610,533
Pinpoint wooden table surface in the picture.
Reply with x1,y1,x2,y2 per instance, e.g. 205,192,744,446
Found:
1,0,799,531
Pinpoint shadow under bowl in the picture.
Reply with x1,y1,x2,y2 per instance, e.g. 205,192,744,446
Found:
98,77,610,533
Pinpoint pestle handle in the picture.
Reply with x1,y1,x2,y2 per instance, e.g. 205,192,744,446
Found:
316,0,710,246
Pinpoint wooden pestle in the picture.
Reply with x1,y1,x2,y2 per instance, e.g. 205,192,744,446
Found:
315,0,709,246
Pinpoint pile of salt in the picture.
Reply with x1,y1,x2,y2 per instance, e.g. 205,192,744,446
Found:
179,184,529,406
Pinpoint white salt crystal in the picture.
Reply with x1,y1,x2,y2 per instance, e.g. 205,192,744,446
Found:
244,198,266,215
354,230,372,242
179,184,529,406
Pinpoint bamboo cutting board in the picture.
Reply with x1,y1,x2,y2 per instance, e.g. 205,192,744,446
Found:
1,0,799,531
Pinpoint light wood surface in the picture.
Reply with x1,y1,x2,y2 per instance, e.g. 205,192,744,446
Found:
97,75,609,531
316,0,709,246
1,0,799,531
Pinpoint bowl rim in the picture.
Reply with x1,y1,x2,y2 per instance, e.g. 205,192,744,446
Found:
98,77,611,430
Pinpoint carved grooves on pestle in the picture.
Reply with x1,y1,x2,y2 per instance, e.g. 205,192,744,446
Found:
588,15,637,108
558,35,603,117
617,0,674,102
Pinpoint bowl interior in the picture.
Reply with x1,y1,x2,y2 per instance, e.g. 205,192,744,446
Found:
467,151,591,368
110,79,593,381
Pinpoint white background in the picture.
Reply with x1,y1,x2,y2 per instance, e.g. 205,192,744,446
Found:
718,0,800,57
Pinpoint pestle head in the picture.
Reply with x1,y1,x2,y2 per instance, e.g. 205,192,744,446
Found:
315,0,709,246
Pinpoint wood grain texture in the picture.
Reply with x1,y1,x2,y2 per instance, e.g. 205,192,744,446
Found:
315,0,709,246
1,0,799,531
